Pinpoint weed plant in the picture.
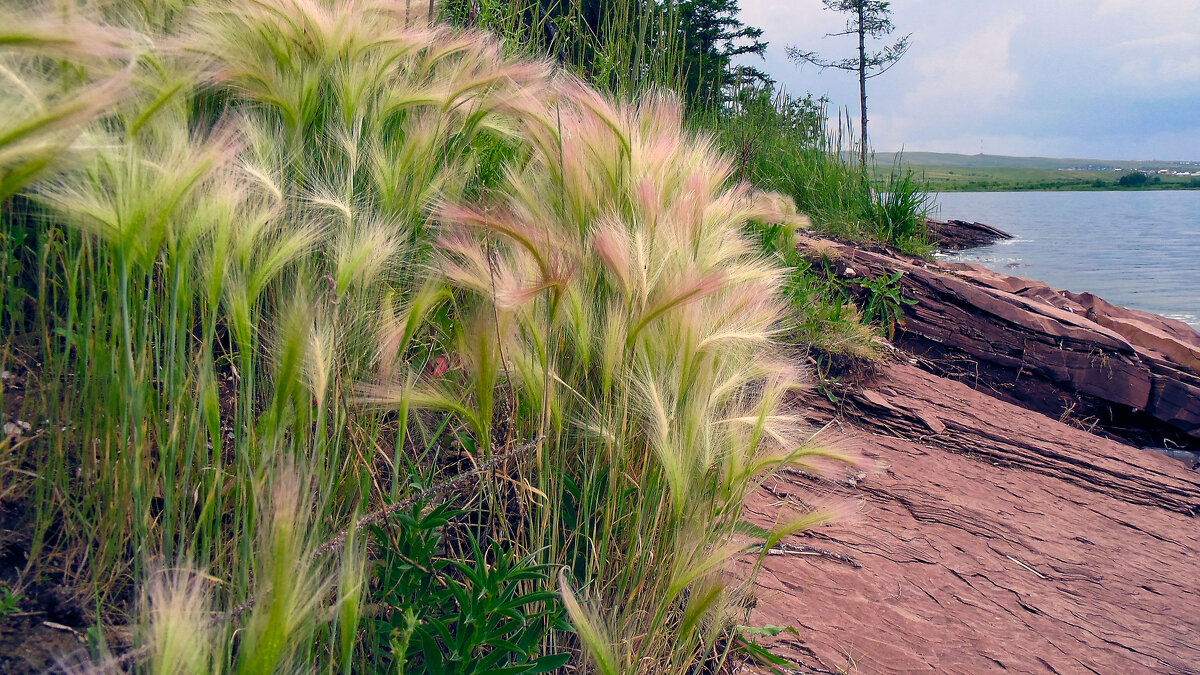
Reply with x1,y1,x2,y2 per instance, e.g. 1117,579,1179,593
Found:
0,0,853,672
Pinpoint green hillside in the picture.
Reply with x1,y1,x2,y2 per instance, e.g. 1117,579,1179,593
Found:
863,152,1200,191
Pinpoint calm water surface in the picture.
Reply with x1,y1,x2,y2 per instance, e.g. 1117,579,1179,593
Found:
933,191,1200,328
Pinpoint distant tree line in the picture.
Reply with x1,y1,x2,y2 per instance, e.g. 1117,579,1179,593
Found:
1118,171,1150,187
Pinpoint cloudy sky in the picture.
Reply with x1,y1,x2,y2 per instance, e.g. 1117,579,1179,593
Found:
734,0,1200,160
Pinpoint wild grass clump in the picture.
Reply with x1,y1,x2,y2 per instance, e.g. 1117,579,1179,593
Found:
1,0,853,672
750,220,879,360
421,82,849,671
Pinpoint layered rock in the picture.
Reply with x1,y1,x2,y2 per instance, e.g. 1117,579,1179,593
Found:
740,226,1200,673
743,362,1200,674
797,235,1200,447
923,218,1014,250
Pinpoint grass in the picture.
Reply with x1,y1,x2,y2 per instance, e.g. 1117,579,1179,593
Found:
697,88,932,354
707,90,933,254
0,1,885,673
431,86,851,670
439,0,687,98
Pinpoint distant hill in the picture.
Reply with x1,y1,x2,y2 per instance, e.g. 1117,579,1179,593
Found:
869,151,1200,172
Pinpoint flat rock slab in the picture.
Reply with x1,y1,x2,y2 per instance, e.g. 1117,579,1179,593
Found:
743,362,1200,674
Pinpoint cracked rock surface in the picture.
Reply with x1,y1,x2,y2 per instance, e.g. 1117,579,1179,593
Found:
744,362,1200,674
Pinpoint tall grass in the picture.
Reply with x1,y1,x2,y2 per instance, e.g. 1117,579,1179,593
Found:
711,87,932,254
15,0,543,601
423,82,847,671
1,0,852,672
440,0,687,99
699,87,933,352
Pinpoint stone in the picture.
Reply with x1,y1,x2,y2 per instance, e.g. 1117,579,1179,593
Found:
739,361,1200,673
924,218,1014,250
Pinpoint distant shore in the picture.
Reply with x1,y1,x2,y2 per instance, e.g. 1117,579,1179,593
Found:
931,183,1200,193
872,163,1200,192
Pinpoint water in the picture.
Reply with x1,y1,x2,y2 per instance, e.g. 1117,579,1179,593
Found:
932,191,1200,328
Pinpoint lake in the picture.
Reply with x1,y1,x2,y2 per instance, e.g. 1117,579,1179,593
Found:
932,190,1200,328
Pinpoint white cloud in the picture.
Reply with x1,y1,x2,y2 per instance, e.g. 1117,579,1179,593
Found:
901,12,1024,112
1116,33,1200,50
1114,33,1200,84
734,0,1200,159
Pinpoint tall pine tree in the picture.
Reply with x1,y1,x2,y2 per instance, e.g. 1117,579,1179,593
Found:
786,0,910,167
676,0,768,105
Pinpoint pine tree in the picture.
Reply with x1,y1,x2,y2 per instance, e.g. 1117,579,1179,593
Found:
677,0,768,105
786,0,910,167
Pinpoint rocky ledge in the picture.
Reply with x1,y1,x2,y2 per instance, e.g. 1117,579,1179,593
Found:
798,234,1200,450
739,226,1200,673
924,217,1015,250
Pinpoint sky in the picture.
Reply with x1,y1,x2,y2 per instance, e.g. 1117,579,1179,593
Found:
733,0,1200,161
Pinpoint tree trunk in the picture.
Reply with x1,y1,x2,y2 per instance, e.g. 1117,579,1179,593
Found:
857,1,868,168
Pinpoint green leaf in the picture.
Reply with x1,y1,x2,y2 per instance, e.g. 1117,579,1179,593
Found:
527,653,571,673
736,623,799,638
481,666,533,675
736,637,795,673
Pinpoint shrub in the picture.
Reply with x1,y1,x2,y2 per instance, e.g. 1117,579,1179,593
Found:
1118,171,1149,187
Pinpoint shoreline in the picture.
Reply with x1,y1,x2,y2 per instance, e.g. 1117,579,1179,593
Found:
834,219,1200,450
928,194,1200,330
739,221,1200,671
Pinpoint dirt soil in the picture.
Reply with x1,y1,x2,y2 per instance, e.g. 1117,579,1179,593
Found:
1,348,97,673
2,473,96,673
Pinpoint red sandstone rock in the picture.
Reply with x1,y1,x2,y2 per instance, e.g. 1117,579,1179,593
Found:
796,236,1200,444
742,362,1200,674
